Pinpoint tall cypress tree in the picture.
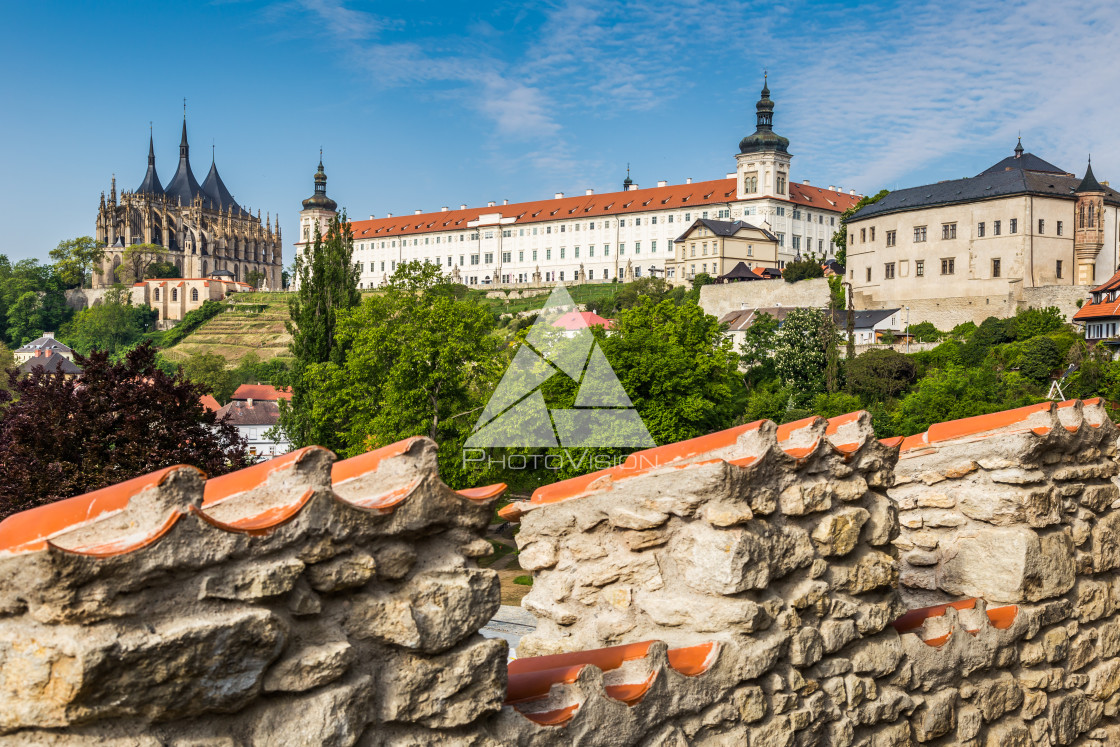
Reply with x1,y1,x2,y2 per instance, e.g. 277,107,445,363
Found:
280,212,360,447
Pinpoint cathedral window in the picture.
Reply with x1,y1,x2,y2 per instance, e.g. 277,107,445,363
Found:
154,288,160,301
191,288,199,301
172,288,179,301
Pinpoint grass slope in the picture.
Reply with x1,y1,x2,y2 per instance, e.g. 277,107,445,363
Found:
160,291,293,365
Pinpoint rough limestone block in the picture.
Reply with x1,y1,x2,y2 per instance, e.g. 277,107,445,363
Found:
939,526,1075,603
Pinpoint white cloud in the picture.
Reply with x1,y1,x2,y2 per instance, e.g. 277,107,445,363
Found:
274,0,1120,193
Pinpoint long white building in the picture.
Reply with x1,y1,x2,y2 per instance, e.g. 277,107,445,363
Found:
296,78,862,288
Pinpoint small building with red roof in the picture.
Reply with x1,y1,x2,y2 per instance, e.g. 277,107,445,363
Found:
550,311,615,332
131,275,251,328
231,384,293,403
1073,267,1120,348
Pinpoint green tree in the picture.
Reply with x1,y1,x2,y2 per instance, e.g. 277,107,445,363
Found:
773,308,832,397
145,260,180,279
1010,306,1065,341
49,236,106,289
601,297,744,445
832,189,889,268
60,285,152,355
908,321,941,343
891,365,1039,436
959,316,1014,366
115,243,168,284
280,212,362,447
739,311,779,386
1018,336,1062,383
301,260,502,482
782,257,824,283
245,269,266,289
181,352,236,402
846,348,917,402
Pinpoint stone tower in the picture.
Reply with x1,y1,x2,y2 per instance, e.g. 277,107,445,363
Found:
293,154,339,291
1075,159,1106,285
735,74,792,201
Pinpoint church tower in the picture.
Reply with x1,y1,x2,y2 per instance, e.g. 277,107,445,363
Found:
294,154,339,289
299,153,338,245
735,74,792,200
1075,158,1106,285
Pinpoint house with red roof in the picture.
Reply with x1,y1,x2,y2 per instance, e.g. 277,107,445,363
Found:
131,275,250,328
295,78,861,292
1073,267,1120,351
550,311,614,332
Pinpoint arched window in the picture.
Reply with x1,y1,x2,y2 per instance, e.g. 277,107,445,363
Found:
191,288,199,302
154,288,160,301
172,288,178,302
1089,203,1096,227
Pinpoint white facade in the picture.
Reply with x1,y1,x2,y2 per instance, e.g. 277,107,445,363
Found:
296,81,862,288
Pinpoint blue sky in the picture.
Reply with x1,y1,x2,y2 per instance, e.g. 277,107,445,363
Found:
2,0,1118,263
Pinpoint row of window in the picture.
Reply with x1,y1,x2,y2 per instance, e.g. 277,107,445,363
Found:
868,258,1064,281
152,287,200,302
860,219,1066,246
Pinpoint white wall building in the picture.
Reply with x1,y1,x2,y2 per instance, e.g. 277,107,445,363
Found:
295,78,862,288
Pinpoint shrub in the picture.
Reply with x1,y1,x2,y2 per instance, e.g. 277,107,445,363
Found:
908,321,941,342
783,258,824,283
846,348,917,401
1019,336,1062,383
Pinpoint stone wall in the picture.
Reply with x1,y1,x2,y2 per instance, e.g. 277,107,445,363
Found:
0,437,508,745
853,281,1091,329
5,403,1120,745
699,277,831,319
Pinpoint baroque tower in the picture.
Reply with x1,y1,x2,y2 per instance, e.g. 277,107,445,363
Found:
293,154,339,291
1075,159,1106,285
735,74,792,201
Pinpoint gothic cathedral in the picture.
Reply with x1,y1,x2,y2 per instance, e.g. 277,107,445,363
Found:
94,117,282,289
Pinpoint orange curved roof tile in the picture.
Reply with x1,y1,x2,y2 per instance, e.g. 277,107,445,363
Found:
47,511,182,558
331,437,423,486
506,664,588,703
515,703,580,726
508,640,656,678
203,446,332,507
193,488,315,534
604,671,657,706
456,483,508,501
667,642,720,676
0,465,203,555
334,479,421,513
891,598,977,634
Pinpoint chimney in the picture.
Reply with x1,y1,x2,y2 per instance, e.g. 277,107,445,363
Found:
387,212,393,218
248,397,254,407
657,180,667,188
503,199,509,205
803,179,810,185
849,190,856,195
414,209,422,215
487,201,496,207
441,206,449,212
627,184,638,191
828,186,836,191
585,188,594,195
555,192,565,199
369,214,375,220
686,178,692,184
460,204,467,210
726,173,735,179
43,332,54,339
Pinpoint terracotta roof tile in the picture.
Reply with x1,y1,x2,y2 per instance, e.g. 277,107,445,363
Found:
346,179,860,240
0,465,203,556
231,384,293,401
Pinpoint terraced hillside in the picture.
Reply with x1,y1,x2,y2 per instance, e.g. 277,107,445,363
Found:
161,292,293,365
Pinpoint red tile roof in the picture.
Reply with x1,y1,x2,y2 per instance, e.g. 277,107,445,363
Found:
344,180,862,241
550,311,614,331
1074,269,1120,320
231,384,293,402
200,395,221,413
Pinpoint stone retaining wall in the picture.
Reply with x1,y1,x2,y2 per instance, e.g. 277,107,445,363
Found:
4,403,1120,744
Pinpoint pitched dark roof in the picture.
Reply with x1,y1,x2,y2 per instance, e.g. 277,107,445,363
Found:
1076,161,1105,193
19,352,82,375
829,308,902,329
215,399,281,427
852,148,1120,221
718,261,763,281
16,334,73,355
163,120,213,208
675,218,778,243
135,133,164,196
201,156,247,215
